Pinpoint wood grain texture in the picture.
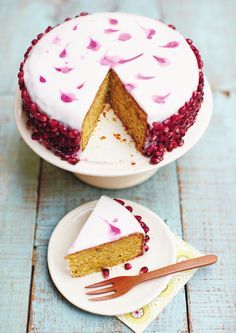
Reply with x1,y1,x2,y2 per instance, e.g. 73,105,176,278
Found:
160,0,236,91
177,92,236,332
29,163,188,333
1,0,236,332
0,96,40,333
160,1,236,332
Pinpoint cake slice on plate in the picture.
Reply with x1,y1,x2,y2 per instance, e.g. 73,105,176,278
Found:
65,196,145,277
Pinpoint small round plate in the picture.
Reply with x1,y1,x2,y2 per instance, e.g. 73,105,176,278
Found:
47,199,176,316
14,79,212,177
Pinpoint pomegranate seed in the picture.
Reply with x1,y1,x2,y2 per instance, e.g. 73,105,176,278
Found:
114,199,125,205
68,129,79,139
150,157,160,164
145,234,150,242
49,119,58,128
80,11,88,16
32,133,40,140
178,139,184,147
144,245,149,252
168,24,176,30
38,114,48,122
124,263,132,270
102,268,110,279
134,215,142,222
144,225,149,233
140,266,149,274
30,103,37,113
67,157,78,165
140,222,146,229
125,205,133,212
163,126,169,133
45,26,52,33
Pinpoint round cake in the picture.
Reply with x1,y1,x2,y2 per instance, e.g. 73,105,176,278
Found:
18,12,204,165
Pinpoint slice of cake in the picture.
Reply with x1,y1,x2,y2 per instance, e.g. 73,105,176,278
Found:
65,196,145,277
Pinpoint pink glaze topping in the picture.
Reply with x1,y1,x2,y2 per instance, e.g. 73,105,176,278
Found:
87,38,101,51
55,66,74,73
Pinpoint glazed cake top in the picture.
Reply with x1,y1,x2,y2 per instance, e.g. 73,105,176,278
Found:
67,196,144,255
24,12,199,131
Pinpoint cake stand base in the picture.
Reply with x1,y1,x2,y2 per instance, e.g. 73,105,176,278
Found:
73,168,158,189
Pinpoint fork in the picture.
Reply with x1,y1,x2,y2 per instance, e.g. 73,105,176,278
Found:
85,254,217,301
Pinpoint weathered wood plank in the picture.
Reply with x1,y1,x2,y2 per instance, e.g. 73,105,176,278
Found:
160,0,236,91
30,163,188,333
161,1,236,332
177,92,236,332
0,1,55,94
0,96,40,333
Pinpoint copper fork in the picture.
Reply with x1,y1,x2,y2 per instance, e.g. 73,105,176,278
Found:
85,254,217,301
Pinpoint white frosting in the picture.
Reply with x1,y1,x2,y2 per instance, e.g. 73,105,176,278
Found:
67,196,144,255
24,12,199,131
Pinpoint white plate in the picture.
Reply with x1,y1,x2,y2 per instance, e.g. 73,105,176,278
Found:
47,199,176,316
14,79,213,177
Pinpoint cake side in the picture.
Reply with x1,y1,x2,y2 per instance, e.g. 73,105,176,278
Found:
110,69,148,152
81,72,110,150
66,233,144,277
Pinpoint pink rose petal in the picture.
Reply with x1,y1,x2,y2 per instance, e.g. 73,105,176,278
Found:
60,92,76,103
118,33,131,41
59,43,70,58
99,217,121,239
54,66,74,73
153,55,170,66
152,93,171,104
86,38,101,51
52,36,61,45
77,82,85,89
143,28,156,39
118,53,143,64
160,41,179,48
109,18,118,25
100,53,143,67
124,83,136,92
136,73,155,80
104,28,119,34
39,75,46,83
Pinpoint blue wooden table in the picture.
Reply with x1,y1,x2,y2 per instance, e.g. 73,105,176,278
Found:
1,0,236,332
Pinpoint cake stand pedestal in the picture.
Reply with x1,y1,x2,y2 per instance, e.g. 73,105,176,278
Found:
74,168,158,189
14,79,213,190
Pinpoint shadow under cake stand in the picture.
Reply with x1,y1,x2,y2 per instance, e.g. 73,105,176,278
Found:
14,79,213,189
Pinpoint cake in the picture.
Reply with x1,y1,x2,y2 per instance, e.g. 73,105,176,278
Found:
65,196,145,277
18,12,204,165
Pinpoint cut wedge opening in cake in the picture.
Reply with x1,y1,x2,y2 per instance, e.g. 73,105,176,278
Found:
65,196,145,277
81,69,148,153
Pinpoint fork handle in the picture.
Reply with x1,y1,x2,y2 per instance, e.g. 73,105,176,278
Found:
139,254,217,283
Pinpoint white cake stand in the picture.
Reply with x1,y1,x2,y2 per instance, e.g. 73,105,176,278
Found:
14,79,213,189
